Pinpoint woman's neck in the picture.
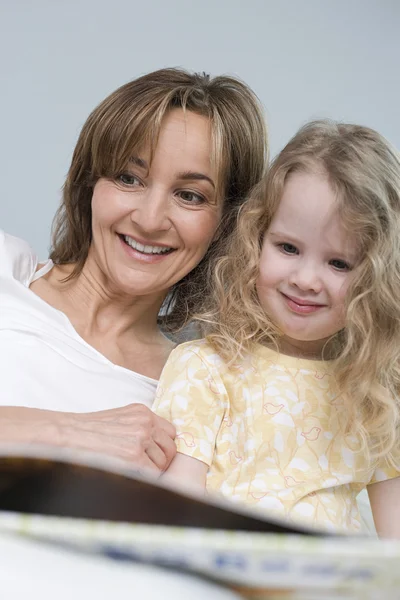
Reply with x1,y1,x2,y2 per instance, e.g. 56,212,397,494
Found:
35,261,167,343
30,259,175,378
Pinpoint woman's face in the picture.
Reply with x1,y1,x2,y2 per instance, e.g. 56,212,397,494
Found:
89,108,222,300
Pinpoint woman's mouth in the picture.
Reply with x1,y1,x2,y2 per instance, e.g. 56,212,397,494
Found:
121,234,175,255
118,234,176,262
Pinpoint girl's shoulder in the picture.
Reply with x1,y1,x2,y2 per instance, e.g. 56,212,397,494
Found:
0,229,38,286
167,339,232,377
170,338,224,363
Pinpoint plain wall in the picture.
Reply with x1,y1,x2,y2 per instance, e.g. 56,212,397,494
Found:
0,0,399,256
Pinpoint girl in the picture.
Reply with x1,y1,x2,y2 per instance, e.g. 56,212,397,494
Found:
152,120,400,537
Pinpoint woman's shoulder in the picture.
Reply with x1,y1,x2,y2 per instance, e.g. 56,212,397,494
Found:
0,229,38,286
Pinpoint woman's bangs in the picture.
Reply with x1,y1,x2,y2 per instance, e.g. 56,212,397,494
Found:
90,105,167,181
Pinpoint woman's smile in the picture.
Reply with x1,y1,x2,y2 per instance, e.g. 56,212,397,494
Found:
118,233,176,264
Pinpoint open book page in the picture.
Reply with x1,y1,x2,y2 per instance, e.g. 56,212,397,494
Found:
0,444,327,534
0,445,399,599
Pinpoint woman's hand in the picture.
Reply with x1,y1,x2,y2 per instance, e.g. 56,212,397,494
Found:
66,404,177,472
0,404,176,473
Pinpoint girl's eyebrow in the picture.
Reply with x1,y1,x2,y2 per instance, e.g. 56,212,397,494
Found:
268,230,296,239
267,230,304,247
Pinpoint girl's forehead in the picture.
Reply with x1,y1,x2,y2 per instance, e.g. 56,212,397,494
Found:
280,170,335,209
270,172,359,259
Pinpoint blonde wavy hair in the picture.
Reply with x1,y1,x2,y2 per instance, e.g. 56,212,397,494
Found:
200,120,400,468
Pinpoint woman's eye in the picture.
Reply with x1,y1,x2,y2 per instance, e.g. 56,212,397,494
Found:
117,173,142,186
279,243,298,255
330,259,351,271
178,190,205,205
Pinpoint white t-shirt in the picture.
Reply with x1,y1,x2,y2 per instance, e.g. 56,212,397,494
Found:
0,230,157,411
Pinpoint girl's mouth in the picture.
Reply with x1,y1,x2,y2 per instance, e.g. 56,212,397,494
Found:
281,292,325,315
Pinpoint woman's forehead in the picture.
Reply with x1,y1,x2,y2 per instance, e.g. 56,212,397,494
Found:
129,109,226,193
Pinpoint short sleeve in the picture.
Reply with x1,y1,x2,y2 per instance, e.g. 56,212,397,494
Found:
153,343,228,467
369,457,400,485
0,230,37,285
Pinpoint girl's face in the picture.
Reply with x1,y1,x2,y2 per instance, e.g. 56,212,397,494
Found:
88,108,222,302
256,170,359,358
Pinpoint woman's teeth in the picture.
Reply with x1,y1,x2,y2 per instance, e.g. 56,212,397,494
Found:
123,235,172,255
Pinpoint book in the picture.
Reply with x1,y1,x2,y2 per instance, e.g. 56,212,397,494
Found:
0,445,399,599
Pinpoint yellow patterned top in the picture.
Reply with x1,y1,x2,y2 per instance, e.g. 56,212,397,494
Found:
153,340,399,532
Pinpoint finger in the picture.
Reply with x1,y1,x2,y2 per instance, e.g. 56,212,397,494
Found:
132,451,163,474
124,457,162,482
145,440,172,471
153,429,177,469
154,414,176,439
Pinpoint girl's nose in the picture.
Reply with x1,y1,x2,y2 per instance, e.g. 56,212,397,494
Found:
289,261,322,294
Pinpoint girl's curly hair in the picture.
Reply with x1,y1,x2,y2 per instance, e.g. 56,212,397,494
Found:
198,120,400,469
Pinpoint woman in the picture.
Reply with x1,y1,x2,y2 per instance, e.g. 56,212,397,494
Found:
0,68,267,473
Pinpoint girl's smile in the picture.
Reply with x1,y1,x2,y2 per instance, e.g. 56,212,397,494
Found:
280,292,326,315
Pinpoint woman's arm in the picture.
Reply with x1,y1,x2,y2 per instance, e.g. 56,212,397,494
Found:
0,406,64,445
368,476,400,538
0,404,176,472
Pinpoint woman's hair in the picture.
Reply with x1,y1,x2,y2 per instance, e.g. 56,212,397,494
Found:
201,119,400,467
50,67,267,330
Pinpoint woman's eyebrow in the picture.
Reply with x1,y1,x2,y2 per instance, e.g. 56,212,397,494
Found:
129,156,148,169
178,171,215,189
128,159,215,189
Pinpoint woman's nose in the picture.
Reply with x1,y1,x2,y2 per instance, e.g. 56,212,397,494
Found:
130,187,172,234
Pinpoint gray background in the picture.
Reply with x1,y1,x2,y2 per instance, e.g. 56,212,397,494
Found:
1,0,399,256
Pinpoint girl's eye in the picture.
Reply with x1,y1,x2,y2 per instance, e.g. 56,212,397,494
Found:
330,259,351,271
178,190,206,205
117,173,142,186
279,243,298,255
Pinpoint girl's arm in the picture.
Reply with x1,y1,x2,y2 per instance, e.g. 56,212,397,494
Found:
368,476,400,538
162,453,208,493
